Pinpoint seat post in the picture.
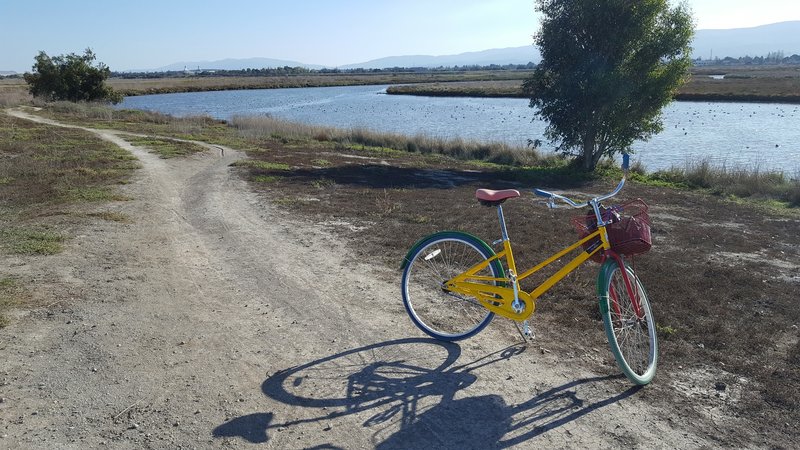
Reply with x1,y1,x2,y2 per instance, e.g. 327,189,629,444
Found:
497,204,523,314
497,204,510,242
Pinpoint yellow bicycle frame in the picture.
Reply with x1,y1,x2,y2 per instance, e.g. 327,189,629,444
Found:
445,225,611,321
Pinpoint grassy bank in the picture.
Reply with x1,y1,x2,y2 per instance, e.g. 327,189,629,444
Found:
30,101,800,208
0,108,139,325
386,66,800,103
6,66,799,103
644,160,800,206
231,115,800,206
230,115,557,167
105,71,533,96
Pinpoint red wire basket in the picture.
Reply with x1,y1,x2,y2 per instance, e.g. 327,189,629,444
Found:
570,199,652,263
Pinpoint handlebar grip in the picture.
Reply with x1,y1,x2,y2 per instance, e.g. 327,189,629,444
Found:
622,153,630,171
533,189,551,198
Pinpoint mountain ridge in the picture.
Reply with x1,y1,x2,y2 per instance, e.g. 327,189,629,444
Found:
5,21,798,74
144,21,799,72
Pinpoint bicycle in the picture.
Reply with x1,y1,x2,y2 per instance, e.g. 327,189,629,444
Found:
400,155,658,385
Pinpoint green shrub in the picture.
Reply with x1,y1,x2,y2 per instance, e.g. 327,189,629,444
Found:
24,49,122,104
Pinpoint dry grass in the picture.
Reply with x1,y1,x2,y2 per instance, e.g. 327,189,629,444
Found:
387,80,525,97
0,111,139,323
127,136,207,159
679,67,800,102
0,90,31,107
0,113,138,208
0,277,26,328
107,71,535,96
386,66,800,103
649,159,800,206
39,102,798,207
230,115,554,167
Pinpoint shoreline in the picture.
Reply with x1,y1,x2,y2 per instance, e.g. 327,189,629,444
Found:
4,66,799,103
384,86,800,104
110,80,800,104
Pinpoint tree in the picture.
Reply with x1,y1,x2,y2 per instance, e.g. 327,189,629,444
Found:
524,0,694,171
24,49,122,104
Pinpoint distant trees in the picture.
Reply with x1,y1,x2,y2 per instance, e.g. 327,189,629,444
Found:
698,52,800,66
524,0,694,171
113,63,541,79
24,49,122,104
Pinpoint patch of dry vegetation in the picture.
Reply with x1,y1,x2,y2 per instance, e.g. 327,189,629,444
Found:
386,66,800,103
0,111,139,323
230,115,556,167
649,160,800,207
106,71,535,96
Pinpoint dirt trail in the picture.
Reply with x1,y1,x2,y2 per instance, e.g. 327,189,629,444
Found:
1,111,720,449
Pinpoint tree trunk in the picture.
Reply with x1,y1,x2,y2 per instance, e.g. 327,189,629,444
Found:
582,131,597,171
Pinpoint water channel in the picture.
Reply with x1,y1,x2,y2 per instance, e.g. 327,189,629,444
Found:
118,85,800,173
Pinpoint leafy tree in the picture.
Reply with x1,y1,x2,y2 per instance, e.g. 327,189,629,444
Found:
524,0,694,171
24,49,122,104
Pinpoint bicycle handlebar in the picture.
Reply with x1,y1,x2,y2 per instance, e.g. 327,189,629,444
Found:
534,154,629,209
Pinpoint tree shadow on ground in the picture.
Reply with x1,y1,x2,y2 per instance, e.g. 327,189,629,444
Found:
260,164,592,191
212,338,641,448
274,164,500,190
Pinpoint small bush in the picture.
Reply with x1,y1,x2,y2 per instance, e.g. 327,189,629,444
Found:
24,49,122,104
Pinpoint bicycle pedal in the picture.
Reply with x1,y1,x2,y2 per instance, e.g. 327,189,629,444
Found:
515,320,535,341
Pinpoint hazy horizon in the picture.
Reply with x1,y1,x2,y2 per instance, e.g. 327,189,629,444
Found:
2,0,800,73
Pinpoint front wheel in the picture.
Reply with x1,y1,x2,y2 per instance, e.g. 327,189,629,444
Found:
400,232,502,341
598,259,658,385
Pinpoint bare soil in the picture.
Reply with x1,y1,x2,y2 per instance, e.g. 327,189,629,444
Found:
1,110,798,449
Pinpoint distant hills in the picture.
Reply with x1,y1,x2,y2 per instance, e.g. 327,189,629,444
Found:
5,21,799,74
338,46,540,70
139,21,799,72
149,57,326,72
692,21,800,60
340,21,800,69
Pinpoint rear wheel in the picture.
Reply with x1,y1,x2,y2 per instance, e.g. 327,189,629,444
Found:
598,259,658,385
401,232,502,341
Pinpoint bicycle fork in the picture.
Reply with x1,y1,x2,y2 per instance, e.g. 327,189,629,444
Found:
607,253,644,320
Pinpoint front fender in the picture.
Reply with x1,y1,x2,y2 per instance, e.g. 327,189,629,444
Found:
596,254,626,313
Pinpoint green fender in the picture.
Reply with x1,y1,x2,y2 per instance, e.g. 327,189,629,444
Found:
596,258,622,315
400,231,505,280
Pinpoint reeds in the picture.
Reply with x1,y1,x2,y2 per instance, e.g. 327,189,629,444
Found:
651,159,800,206
230,114,551,166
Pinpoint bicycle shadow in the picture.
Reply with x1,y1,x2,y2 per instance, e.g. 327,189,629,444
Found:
212,338,640,448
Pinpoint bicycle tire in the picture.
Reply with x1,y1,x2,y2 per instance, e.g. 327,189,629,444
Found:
597,258,658,385
401,232,502,341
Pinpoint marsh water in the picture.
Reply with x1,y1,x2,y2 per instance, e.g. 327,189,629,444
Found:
119,85,800,173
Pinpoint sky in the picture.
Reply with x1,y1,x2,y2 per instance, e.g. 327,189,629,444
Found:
2,0,800,73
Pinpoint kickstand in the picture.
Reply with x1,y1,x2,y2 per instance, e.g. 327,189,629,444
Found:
514,320,534,342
